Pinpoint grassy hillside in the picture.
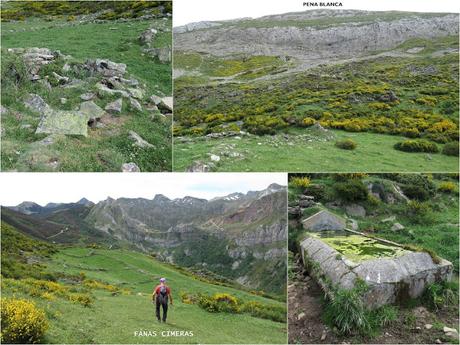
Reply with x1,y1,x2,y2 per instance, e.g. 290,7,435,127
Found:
1,207,113,245
1,224,286,344
1,2,172,172
174,34,459,172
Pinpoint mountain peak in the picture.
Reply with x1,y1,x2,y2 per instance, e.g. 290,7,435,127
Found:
77,198,94,206
153,194,171,203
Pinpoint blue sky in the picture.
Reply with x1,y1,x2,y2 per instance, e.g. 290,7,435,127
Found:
0,173,286,206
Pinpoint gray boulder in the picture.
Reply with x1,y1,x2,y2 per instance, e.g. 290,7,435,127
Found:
105,98,123,113
391,223,405,231
96,83,129,98
24,94,49,113
139,28,158,46
146,47,171,63
345,204,366,217
80,92,95,101
186,161,211,172
86,59,126,77
35,108,88,137
128,130,154,148
79,101,105,125
122,162,140,172
129,98,142,112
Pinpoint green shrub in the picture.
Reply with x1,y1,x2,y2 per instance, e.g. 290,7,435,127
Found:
335,138,357,150
405,200,433,224
442,142,459,156
390,174,436,199
240,301,286,323
302,184,326,201
1,298,48,344
334,179,368,202
394,140,439,153
401,184,430,201
333,173,368,181
422,281,458,311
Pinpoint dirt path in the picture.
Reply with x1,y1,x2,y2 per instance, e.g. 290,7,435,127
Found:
288,255,341,344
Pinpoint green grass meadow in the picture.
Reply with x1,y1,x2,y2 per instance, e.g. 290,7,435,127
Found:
173,129,459,172
2,247,287,344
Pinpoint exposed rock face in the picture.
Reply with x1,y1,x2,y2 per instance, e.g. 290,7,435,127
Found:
85,184,287,292
345,204,366,218
300,230,453,309
175,10,459,69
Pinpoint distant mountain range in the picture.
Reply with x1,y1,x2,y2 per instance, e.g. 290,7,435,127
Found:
2,184,287,294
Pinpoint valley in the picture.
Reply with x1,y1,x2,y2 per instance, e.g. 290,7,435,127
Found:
0,183,287,344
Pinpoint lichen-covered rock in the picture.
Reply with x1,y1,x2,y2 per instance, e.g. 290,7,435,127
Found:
35,108,88,136
139,27,158,46
96,83,129,98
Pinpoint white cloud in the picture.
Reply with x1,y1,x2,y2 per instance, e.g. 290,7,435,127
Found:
174,0,459,26
0,173,287,206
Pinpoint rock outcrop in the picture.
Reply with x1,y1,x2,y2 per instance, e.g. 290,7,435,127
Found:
175,10,459,69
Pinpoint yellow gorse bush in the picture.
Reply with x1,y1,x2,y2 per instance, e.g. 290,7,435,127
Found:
438,181,457,193
0,298,48,344
290,176,311,188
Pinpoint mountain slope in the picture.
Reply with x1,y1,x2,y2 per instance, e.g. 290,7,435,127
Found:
85,184,287,294
173,10,459,172
1,205,111,244
1,224,286,344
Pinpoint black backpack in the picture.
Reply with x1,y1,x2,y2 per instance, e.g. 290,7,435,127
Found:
159,285,167,297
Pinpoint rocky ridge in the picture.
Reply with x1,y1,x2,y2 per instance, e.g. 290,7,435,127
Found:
174,10,459,69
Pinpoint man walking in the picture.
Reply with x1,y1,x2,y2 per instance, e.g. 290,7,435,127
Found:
152,277,173,322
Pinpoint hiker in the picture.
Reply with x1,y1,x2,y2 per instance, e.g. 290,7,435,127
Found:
152,277,173,322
